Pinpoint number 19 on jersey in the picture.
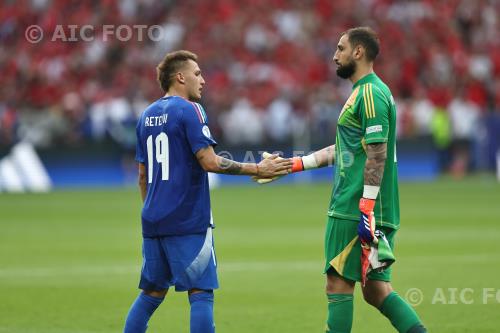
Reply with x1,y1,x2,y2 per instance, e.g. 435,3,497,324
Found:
146,132,169,183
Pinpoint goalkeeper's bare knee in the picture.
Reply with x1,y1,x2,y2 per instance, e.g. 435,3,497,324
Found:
362,280,392,308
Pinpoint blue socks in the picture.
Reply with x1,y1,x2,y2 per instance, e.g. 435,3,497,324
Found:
124,291,214,333
124,292,164,333
189,291,215,333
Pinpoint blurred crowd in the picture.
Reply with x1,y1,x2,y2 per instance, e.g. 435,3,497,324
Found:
0,0,499,172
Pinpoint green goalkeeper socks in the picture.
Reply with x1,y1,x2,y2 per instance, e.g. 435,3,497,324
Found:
326,293,353,333
325,291,425,333
379,292,427,333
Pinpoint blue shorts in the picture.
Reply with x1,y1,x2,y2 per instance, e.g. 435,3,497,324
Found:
139,227,218,292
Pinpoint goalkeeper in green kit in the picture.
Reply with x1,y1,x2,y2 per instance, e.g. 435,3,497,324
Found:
255,27,427,333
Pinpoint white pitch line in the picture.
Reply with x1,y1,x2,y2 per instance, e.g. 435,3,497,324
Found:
0,254,498,280
0,264,139,278
0,261,323,279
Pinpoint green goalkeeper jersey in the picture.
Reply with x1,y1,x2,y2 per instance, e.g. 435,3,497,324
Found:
328,73,400,229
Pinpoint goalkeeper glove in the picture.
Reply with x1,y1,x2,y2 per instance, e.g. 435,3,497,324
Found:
252,152,283,184
357,198,378,245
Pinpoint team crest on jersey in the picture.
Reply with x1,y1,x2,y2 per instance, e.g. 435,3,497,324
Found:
202,125,212,139
339,86,360,119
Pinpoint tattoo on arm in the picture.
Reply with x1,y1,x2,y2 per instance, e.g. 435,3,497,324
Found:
315,144,336,168
196,146,249,175
325,145,335,166
218,157,243,175
364,143,387,186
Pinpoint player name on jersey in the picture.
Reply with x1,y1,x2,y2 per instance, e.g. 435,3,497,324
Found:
145,114,168,127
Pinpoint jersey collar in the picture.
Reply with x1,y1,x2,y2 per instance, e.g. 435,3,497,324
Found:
352,73,377,89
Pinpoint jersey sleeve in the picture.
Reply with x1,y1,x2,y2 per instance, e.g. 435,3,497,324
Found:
135,117,145,163
359,83,390,144
182,102,217,154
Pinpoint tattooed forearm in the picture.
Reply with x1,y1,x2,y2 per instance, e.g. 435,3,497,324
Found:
323,145,336,166
195,146,257,175
314,144,336,168
364,143,387,186
218,157,243,175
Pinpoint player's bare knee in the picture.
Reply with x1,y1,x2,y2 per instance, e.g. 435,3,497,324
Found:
362,281,392,308
143,289,168,298
325,273,355,294
188,288,211,295
362,289,380,307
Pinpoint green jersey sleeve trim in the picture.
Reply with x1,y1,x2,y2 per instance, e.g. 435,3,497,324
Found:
364,136,388,144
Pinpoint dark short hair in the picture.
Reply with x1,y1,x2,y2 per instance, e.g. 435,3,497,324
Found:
342,27,380,61
157,50,198,92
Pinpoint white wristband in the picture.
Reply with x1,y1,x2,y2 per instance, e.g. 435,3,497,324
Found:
302,154,318,170
363,185,380,199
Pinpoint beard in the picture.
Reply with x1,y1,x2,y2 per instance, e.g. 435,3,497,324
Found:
336,59,356,79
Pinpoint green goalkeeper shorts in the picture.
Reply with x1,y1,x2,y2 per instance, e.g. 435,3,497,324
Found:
324,216,397,282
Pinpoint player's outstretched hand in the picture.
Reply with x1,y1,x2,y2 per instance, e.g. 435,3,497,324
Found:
256,152,292,179
252,152,285,184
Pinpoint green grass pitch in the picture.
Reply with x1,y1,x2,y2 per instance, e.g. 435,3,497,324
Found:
1,176,499,332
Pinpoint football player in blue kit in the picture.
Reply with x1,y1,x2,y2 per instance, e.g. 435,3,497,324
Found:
123,50,292,333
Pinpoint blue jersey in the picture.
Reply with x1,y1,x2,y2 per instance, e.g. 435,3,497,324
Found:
135,96,217,237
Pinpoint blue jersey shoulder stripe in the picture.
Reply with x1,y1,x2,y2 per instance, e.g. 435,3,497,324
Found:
190,102,204,123
196,103,208,122
193,102,208,123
